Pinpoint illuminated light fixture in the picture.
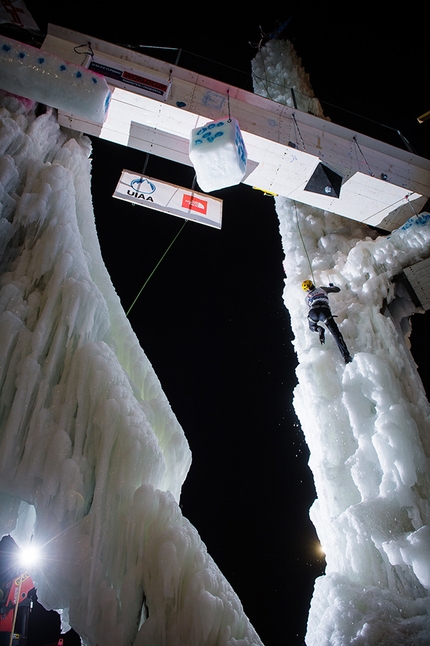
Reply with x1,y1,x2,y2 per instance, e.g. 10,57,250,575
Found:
18,543,41,569
417,110,430,124
304,163,343,199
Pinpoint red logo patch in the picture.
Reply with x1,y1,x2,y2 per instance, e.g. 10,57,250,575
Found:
182,194,208,214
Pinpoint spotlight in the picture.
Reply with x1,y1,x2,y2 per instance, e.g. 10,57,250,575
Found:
417,110,430,124
18,543,41,569
317,543,326,557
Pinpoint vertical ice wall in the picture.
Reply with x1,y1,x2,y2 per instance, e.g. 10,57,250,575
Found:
252,38,324,118
0,92,263,646
253,41,430,644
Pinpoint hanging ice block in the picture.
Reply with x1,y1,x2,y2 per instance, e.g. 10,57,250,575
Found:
189,117,247,192
0,35,111,124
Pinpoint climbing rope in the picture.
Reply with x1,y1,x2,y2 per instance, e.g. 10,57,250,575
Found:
353,136,374,176
125,168,197,316
126,218,188,316
141,153,149,176
294,201,315,284
253,47,276,101
292,113,306,150
74,42,94,65
405,193,418,216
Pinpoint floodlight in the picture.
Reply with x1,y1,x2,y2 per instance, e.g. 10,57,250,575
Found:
417,110,430,124
18,543,41,569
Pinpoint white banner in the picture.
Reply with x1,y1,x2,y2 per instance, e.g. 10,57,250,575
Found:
88,57,171,101
113,170,223,229
0,0,39,29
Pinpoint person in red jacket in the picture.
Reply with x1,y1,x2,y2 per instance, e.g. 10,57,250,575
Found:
302,280,353,364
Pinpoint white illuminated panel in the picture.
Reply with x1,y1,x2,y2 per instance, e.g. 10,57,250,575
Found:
404,257,430,310
113,170,223,229
45,25,430,232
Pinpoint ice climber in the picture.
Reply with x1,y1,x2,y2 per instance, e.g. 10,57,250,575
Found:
302,280,353,364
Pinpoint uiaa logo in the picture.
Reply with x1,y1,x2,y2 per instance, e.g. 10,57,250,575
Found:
128,177,156,201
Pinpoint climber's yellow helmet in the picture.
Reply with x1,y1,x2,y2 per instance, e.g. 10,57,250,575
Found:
302,280,314,292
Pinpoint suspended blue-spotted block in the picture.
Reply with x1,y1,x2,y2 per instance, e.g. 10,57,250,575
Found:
189,117,248,192
0,35,111,124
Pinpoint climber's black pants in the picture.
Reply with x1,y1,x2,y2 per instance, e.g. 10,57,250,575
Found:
308,306,350,359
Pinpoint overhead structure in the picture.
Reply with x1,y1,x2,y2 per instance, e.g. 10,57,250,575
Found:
404,256,430,310
38,25,430,232
113,170,223,229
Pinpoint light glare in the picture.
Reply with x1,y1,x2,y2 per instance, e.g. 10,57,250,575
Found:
19,544,41,569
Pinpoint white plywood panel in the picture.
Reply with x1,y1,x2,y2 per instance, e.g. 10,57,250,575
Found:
44,25,430,232
404,257,430,310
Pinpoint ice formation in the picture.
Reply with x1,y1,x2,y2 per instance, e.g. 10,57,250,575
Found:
2,27,430,646
253,40,430,644
0,92,263,646
0,34,111,123
252,38,324,118
189,117,247,193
